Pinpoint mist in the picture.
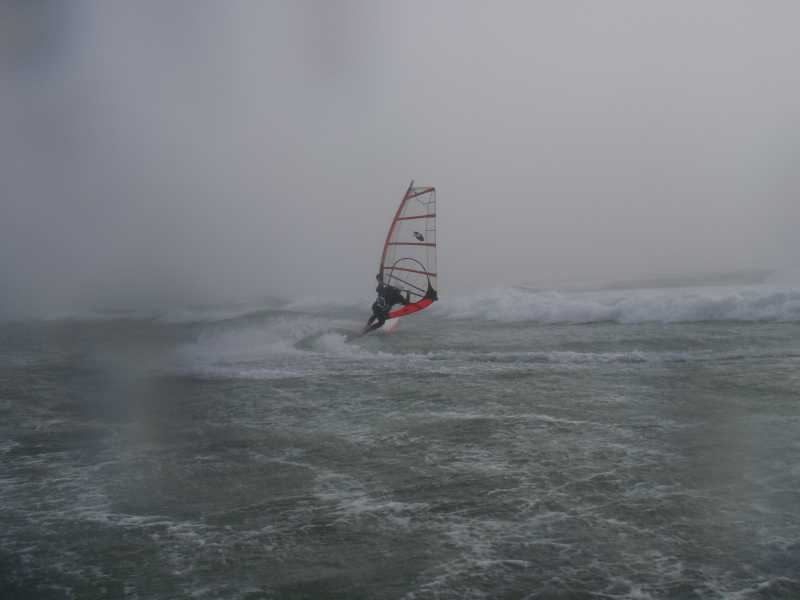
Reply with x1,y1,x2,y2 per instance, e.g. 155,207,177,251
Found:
2,1,799,317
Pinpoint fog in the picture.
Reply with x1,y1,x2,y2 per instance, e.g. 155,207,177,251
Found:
2,1,799,317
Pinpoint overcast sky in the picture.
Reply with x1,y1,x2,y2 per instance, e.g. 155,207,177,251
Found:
2,1,799,315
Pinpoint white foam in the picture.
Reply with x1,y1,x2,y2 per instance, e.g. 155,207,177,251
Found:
313,470,428,528
311,332,403,360
0,439,20,454
435,284,800,323
191,366,305,380
176,315,354,366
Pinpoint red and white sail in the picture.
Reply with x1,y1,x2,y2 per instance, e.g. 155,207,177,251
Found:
379,181,438,319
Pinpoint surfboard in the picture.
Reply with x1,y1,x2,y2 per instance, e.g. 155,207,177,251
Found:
382,317,400,334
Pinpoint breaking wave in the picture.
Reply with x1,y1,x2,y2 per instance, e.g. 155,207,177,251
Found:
435,284,800,324
25,281,800,327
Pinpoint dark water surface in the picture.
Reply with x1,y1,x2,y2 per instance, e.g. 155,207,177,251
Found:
1,299,799,598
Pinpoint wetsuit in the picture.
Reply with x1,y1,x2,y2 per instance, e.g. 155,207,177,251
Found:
363,283,410,334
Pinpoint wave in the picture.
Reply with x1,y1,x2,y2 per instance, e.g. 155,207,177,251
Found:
178,315,347,362
36,301,289,325
24,281,800,326
434,284,800,324
172,312,406,379
61,298,361,325
175,306,799,381
157,303,281,324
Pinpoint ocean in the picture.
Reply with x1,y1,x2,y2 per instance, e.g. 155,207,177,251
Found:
1,283,799,599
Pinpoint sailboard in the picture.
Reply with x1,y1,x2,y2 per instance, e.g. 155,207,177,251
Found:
379,181,438,320
382,317,400,334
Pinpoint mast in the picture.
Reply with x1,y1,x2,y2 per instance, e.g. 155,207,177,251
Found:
378,180,415,281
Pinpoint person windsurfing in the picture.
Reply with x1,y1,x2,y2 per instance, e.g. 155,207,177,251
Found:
362,273,410,335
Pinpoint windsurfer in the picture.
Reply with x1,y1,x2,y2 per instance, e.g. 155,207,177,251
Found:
362,273,409,334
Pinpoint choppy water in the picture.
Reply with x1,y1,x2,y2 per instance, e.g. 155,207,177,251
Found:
2,284,800,599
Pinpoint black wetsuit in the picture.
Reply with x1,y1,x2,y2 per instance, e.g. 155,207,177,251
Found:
363,283,410,334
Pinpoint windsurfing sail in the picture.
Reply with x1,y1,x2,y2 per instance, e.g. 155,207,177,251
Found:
379,181,438,319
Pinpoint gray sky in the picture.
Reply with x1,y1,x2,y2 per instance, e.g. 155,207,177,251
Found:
2,1,799,315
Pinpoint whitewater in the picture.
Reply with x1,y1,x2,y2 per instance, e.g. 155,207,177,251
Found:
2,282,799,599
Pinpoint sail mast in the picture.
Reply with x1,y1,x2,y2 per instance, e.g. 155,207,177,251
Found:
378,180,414,280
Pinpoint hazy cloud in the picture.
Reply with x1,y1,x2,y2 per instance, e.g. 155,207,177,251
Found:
2,1,799,316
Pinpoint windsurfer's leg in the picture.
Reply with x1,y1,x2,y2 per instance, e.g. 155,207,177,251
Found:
362,315,375,334
365,313,386,334
362,313,385,334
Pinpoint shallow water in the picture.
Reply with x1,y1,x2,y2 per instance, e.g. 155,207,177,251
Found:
2,286,800,599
